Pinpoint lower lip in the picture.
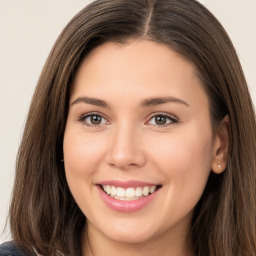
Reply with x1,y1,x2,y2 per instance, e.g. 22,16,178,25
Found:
97,186,159,213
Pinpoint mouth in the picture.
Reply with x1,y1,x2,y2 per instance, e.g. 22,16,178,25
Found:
99,184,162,201
97,181,162,212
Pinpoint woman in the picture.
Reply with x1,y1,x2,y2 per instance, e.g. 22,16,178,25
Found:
0,0,255,255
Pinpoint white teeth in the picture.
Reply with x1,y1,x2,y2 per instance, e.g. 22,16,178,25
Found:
116,187,125,197
126,188,135,198
106,185,111,195
142,186,149,196
102,185,158,200
111,186,116,197
150,185,157,193
135,187,143,197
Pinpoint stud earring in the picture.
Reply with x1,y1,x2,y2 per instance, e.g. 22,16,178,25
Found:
217,164,222,170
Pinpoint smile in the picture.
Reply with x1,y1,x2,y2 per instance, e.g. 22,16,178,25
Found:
101,185,158,201
97,181,161,212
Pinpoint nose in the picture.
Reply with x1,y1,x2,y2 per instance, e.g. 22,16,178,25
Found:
105,124,146,170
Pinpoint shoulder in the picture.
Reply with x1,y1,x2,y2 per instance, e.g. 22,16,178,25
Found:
0,241,34,256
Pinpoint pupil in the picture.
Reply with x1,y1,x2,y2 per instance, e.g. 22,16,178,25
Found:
156,116,166,125
91,115,101,124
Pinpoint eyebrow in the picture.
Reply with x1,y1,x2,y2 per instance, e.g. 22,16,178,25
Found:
71,96,189,108
141,97,190,107
71,97,109,108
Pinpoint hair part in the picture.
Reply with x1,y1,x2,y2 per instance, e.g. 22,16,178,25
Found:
9,1,256,255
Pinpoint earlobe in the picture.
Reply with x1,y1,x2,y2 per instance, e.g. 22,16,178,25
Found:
211,115,230,174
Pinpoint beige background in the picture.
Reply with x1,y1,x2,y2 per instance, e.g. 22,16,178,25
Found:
0,0,255,243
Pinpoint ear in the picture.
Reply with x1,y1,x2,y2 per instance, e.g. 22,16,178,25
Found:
211,115,230,174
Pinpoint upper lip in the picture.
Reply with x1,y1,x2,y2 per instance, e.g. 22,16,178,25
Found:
97,180,160,188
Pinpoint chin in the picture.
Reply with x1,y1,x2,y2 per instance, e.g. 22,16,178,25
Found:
97,219,158,244
105,229,154,244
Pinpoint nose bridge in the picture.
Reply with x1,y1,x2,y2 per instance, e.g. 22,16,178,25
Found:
106,121,145,169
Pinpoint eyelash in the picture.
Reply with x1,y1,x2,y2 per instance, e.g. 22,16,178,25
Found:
78,112,109,127
147,112,178,127
78,112,178,127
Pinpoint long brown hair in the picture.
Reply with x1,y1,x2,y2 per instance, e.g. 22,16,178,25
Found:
9,0,256,255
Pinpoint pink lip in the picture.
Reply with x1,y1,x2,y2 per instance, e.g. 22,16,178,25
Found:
98,179,158,188
97,184,160,213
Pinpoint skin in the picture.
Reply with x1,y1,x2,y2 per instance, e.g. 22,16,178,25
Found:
63,40,229,256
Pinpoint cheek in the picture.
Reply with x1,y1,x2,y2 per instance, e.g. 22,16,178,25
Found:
63,129,108,215
63,130,106,178
62,128,109,211
150,131,212,171
146,127,213,223
147,126,213,196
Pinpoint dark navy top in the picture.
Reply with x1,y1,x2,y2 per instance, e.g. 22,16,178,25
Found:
0,241,34,256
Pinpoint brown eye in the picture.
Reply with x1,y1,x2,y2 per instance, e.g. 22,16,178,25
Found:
155,116,167,125
148,114,177,126
90,115,102,125
80,113,108,127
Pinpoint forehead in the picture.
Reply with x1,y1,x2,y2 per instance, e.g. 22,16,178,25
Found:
71,39,208,109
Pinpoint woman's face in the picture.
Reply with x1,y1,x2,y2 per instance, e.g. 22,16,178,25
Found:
63,40,223,246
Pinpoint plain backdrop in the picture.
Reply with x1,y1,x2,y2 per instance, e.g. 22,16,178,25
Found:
0,0,255,243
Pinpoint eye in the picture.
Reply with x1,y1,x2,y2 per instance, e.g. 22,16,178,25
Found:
79,113,109,127
147,113,178,126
